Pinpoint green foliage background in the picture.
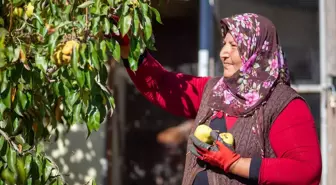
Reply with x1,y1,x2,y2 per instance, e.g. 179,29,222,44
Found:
0,0,162,184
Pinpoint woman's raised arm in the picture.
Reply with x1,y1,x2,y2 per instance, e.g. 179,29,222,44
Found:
124,51,210,119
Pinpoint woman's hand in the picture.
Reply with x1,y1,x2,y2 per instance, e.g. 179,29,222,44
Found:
189,130,241,173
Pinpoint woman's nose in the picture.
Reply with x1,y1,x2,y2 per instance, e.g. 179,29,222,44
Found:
220,45,231,58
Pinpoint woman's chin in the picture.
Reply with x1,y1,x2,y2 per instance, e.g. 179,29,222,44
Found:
223,71,233,78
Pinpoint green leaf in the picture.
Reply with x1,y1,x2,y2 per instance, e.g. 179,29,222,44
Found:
48,32,59,56
120,15,132,37
133,9,140,36
130,37,141,60
13,47,20,62
12,117,20,134
52,82,61,97
95,81,110,94
99,65,108,85
64,4,73,18
140,2,149,15
18,90,28,109
71,43,79,71
73,102,82,124
7,147,17,173
50,177,62,185
12,0,23,5
54,21,72,30
107,0,114,6
80,43,88,62
85,71,93,90
0,137,4,151
87,106,100,134
106,40,120,62
65,91,80,111
100,40,108,62
76,70,85,88
1,86,11,109
145,34,156,50
33,13,43,25
151,7,163,24
81,90,90,106
77,1,94,8
143,15,152,41
24,154,32,175
36,142,44,154
91,17,100,34
0,71,8,93
6,46,14,62
104,18,111,35
16,157,26,184
0,139,7,157
107,96,115,110
14,101,23,116
129,56,138,71
0,101,6,120
50,3,57,15
122,2,130,15
89,41,100,70
43,158,53,182
112,24,119,36
1,168,15,185
31,159,40,183
35,54,47,73
101,5,109,15
14,135,25,145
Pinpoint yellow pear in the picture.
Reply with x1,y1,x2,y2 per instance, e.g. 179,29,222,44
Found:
194,125,213,144
52,50,63,66
25,3,34,18
62,40,79,55
62,54,71,64
13,7,23,17
219,132,234,146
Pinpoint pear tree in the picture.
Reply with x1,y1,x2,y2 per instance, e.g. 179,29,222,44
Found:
0,0,162,184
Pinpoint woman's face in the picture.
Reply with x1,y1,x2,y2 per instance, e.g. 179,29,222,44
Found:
220,32,243,78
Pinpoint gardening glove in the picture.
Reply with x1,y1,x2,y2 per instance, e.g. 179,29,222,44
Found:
189,130,241,173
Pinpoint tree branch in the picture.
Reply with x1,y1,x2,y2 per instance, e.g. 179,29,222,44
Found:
0,127,21,153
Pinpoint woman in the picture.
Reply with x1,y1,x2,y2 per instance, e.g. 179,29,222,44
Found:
120,13,322,185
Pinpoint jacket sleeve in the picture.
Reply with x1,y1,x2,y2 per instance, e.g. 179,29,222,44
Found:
258,98,322,185
124,51,211,119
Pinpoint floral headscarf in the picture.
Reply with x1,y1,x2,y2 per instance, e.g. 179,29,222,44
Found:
208,13,290,116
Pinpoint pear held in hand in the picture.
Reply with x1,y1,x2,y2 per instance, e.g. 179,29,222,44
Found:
194,125,213,144
219,132,234,146
194,125,235,146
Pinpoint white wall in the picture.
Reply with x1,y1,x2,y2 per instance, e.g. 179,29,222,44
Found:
45,123,108,185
